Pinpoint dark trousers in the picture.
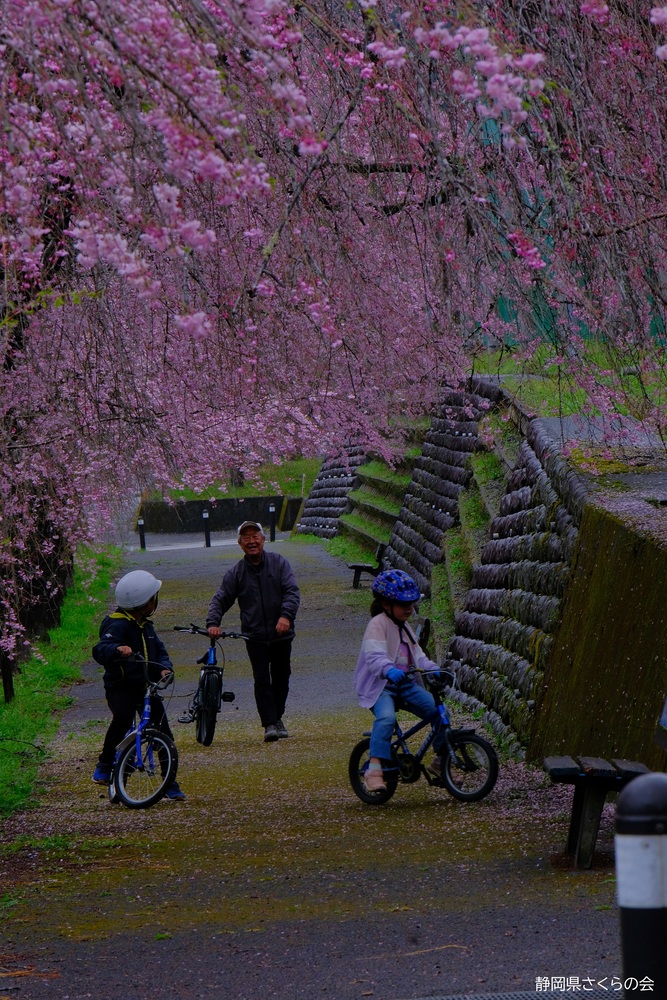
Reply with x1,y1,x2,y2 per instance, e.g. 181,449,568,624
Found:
98,688,173,768
245,639,292,728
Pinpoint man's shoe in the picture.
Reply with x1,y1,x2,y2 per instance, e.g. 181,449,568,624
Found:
92,765,112,785
164,781,186,801
364,769,386,792
276,719,289,739
264,724,280,743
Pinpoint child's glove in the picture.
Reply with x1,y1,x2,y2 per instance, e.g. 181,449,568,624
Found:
386,667,406,685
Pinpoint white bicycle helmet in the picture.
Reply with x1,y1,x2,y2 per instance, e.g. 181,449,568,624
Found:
115,570,162,609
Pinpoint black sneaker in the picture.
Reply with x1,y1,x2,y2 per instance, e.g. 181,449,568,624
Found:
264,724,279,743
276,719,289,739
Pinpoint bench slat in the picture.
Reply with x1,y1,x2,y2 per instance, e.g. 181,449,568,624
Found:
610,759,651,779
544,755,580,779
576,756,618,779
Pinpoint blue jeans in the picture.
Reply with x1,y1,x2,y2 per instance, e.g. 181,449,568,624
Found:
369,681,439,761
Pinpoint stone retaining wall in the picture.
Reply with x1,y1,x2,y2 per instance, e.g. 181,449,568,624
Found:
294,446,367,538
444,412,583,756
384,381,503,596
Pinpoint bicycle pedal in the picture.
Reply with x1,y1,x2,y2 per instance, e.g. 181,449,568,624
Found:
221,691,235,702
178,711,195,724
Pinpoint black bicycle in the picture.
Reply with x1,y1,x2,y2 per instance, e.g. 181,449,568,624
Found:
108,662,178,809
349,669,499,805
174,624,246,746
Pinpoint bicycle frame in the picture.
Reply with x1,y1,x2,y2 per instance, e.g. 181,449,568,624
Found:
388,702,451,778
114,676,170,765
194,638,223,712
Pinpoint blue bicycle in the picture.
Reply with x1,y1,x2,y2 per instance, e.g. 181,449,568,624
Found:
349,669,499,805
108,662,178,809
174,624,245,746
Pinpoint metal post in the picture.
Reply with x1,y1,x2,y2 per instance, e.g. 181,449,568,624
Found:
202,508,211,548
615,771,667,996
137,517,146,550
269,502,276,541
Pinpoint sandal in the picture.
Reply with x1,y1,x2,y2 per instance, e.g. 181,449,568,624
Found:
364,768,387,792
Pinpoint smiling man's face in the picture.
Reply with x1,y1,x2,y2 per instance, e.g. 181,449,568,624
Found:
238,528,265,563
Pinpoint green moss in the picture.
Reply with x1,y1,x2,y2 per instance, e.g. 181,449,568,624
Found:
528,501,667,769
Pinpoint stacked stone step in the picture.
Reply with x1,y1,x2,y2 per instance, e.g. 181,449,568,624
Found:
384,384,499,597
444,416,584,756
294,446,367,538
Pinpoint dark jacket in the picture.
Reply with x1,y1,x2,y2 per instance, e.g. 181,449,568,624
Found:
92,611,173,693
206,551,300,642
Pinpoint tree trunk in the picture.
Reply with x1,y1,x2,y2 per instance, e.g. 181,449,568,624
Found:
1,654,15,703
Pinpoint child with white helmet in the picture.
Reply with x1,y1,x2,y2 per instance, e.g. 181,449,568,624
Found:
353,569,443,792
91,570,185,800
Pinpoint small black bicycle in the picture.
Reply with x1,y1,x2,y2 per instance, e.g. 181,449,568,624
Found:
349,669,499,805
174,623,247,746
108,661,178,809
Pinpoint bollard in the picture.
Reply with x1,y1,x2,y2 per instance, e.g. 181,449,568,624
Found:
202,508,211,548
268,502,276,542
137,517,146,550
615,771,667,995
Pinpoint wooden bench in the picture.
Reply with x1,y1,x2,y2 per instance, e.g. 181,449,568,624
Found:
348,543,386,589
543,755,651,869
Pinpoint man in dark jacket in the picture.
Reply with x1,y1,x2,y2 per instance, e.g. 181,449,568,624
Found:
207,521,300,742
91,569,185,799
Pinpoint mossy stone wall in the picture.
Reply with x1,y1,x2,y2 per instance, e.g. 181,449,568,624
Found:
527,501,667,770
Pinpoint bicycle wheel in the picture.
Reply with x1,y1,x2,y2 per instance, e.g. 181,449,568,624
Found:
108,772,120,805
196,672,220,747
115,729,178,808
441,732,498,802
348,737,398,805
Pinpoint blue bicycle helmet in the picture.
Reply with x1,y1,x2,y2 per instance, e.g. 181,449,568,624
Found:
372,569,421,602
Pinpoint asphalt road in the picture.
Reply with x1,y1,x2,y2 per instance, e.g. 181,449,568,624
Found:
0,533,623,1000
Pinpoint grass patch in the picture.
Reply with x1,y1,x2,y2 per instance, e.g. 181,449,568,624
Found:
347,488,402,517
167,457,322,501
471,448,507,487
356,460,412,488
338,512,393,545
473,341,667,422
0,546,122,817
322,533,378,565
443,527,472,615
424,562,455,661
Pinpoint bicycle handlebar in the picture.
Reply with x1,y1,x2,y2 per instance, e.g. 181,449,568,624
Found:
403,666,456,688
127,655,174,690
173,623,250,641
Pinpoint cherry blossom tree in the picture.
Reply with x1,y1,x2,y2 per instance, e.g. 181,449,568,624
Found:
1,0,666,681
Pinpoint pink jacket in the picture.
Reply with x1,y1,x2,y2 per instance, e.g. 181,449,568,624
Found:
353,612,438,709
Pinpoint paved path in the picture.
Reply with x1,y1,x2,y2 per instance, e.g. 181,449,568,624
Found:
0,535,622,1000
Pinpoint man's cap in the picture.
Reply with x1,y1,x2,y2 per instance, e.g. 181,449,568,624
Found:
237,520,264,538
